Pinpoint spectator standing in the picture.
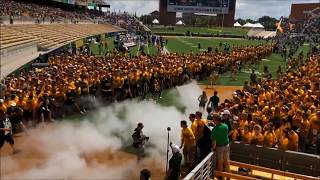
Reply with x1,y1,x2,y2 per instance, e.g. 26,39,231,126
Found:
198,91,208,112
250,70,257,84
221,110,233,137
207,91,219,112
180,120,196,171
167,143,182,180
211,113,230,177
195,112,207,161
10,14,13,24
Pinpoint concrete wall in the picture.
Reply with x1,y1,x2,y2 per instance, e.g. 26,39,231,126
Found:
0,42,39,78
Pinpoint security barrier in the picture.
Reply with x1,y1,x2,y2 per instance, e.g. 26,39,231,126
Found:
230,142,320,177
183,152,215,180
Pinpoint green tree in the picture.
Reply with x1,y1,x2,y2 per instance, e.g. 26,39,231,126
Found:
139,15,152,25
258,16,278,30
235,18,246,25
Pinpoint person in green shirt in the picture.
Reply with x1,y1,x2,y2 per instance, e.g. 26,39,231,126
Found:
211,113,230,175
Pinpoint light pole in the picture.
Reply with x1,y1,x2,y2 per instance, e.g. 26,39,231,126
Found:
165,127,171,176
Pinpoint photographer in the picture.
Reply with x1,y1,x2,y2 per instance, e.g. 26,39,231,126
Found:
132,122,149,161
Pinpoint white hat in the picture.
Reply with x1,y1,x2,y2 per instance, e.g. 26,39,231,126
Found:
232,92,237,96
0,99,3,103
222,110,231,115
170,143,180,153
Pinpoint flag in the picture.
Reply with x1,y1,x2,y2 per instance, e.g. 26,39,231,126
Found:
276,18,283,33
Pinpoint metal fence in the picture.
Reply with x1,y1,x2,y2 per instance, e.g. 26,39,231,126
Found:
183,152,215,180
230,142,320,177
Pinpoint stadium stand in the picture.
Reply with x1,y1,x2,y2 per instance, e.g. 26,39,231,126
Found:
0,25,38,49
1,24,120,50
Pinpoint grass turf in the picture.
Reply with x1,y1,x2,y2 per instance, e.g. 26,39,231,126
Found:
150,26,249,36
199,44,310,86
90,37,159,56
165,36,266,54
90,36,309,87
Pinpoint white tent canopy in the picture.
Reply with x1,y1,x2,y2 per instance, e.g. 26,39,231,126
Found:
254,23,264,28
152,19,159,24
243,22,264,28
233,22,242,27
243,22,255,28
176,20,185,25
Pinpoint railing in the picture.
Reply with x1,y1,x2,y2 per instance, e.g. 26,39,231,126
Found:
183,152,215,180
230,142,320,177
230,161,319,180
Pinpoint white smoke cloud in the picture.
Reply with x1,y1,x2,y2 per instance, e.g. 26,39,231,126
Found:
1,82,202,179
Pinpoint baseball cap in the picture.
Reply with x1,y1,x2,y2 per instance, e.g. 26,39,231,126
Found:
222,110,231,115
170,143,180,153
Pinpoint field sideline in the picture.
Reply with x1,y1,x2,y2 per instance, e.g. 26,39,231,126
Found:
150,26,249,36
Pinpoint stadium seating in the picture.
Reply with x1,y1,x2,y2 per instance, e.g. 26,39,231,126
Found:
0,24,120,50
0,26,38,49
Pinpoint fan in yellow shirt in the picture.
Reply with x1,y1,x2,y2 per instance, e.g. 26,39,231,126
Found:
287,129,299,151
278,129,289,151
251,124,264,145
309,110,320,133
180,120,196,169
189,114,197,139
242,125,252,144
264,126,276,148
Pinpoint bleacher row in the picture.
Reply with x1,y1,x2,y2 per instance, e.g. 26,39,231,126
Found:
0,23,120,50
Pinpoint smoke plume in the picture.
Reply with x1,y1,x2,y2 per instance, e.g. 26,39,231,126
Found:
1,81,202,179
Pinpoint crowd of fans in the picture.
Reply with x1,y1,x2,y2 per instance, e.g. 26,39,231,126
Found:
0,44,272,132
202,53,320,154
230,54,319,153
301,9,320,57
172,52,320,179
0,0,147,32
0,0,101,22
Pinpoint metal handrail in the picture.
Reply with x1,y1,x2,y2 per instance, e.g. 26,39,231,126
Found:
184,152,215,180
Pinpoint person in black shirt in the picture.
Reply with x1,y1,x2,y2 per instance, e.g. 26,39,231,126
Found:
207,91,219,112
132,123,149,161
0,110,18,154
250,70,257,85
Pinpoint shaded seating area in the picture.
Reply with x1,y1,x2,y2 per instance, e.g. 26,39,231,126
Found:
0,23,120,50
0,26,38,49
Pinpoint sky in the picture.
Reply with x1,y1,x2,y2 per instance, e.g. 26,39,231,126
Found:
105,0,319,20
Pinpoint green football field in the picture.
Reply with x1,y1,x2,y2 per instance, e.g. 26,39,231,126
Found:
165,36,266,54
90,37,159,56
150,26,249,36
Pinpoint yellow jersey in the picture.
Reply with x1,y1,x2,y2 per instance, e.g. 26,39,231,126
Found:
181,127,196,147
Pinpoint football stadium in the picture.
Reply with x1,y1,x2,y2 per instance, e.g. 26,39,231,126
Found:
0,0,319,179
